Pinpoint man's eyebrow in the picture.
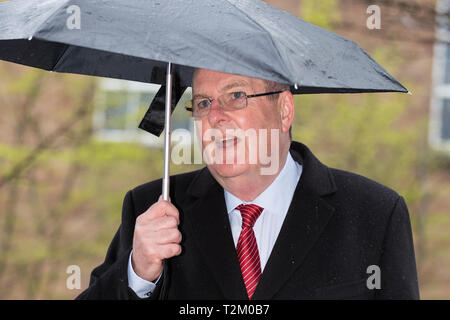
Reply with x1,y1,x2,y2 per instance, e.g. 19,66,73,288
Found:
192,93,210,100
219,80,249,92
192,80,250,100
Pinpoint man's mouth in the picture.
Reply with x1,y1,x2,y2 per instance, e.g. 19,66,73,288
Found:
215,136,239,148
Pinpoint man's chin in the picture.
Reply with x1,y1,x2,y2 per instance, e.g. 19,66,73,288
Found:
207,163,250,180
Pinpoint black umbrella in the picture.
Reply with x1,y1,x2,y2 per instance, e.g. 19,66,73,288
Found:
0,0,409,200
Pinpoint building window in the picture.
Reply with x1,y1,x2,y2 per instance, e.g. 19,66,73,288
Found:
93,78,192,147
442,99,450,140
430,0,450,151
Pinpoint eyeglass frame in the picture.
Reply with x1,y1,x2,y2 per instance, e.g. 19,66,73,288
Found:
185,90,286,117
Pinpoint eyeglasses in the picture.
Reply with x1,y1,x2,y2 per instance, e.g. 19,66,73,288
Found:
185,90,285,118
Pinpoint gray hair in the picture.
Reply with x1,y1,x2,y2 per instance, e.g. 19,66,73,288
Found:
264,80,291,100
264,80,292,139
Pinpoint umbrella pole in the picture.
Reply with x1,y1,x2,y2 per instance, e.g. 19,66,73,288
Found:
162,62,173,201
159,62,173,300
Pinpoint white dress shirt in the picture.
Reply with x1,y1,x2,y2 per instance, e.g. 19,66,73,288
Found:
128,152,302,298
224,152,302,271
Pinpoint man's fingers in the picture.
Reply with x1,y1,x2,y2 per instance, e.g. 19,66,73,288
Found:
137,212,178,231
132,195,181,282
151,215,179,230
159,243,182,259
155,228,182,245
138,197,180,224
158,197,179,224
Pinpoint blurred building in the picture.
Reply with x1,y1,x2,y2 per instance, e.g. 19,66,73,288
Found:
430,0,450,151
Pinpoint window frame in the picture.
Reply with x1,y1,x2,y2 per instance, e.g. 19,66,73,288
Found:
429,0,450,152
93,79,193,148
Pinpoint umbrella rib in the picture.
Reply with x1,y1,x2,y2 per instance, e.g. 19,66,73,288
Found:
223,0,293,85
27,0,71,40
22,0,72,71
52,44,71,71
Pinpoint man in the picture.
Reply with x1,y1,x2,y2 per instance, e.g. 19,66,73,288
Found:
77,68,419,300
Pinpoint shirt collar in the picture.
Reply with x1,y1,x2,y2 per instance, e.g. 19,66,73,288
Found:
224,152,302,215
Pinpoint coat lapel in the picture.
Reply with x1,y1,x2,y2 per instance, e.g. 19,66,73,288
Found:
252,142,337,299
182,169,248,299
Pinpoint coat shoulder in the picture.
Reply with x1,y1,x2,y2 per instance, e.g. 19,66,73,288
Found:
132,168,203,195
126,168,205,214
328,167,402,210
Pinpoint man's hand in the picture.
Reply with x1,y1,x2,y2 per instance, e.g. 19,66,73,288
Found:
131,196,182,282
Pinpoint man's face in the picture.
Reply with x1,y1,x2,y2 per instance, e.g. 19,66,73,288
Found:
192,69,292,185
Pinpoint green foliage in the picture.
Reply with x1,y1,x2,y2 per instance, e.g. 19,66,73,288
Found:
5,68,46,94
0,143,29,173
301,0,340,29
289,18,426,208
293,89,430,210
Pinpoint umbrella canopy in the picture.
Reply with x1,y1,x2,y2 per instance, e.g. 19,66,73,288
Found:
0,0,407,94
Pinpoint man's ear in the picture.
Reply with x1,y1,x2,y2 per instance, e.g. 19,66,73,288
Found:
279,91,295,134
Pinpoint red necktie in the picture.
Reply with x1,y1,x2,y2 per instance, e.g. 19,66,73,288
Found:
236,203,263,299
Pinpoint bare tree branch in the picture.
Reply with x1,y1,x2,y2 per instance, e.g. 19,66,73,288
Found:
0,81,96,188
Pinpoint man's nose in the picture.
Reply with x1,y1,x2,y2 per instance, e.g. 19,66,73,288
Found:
207,99,227,124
